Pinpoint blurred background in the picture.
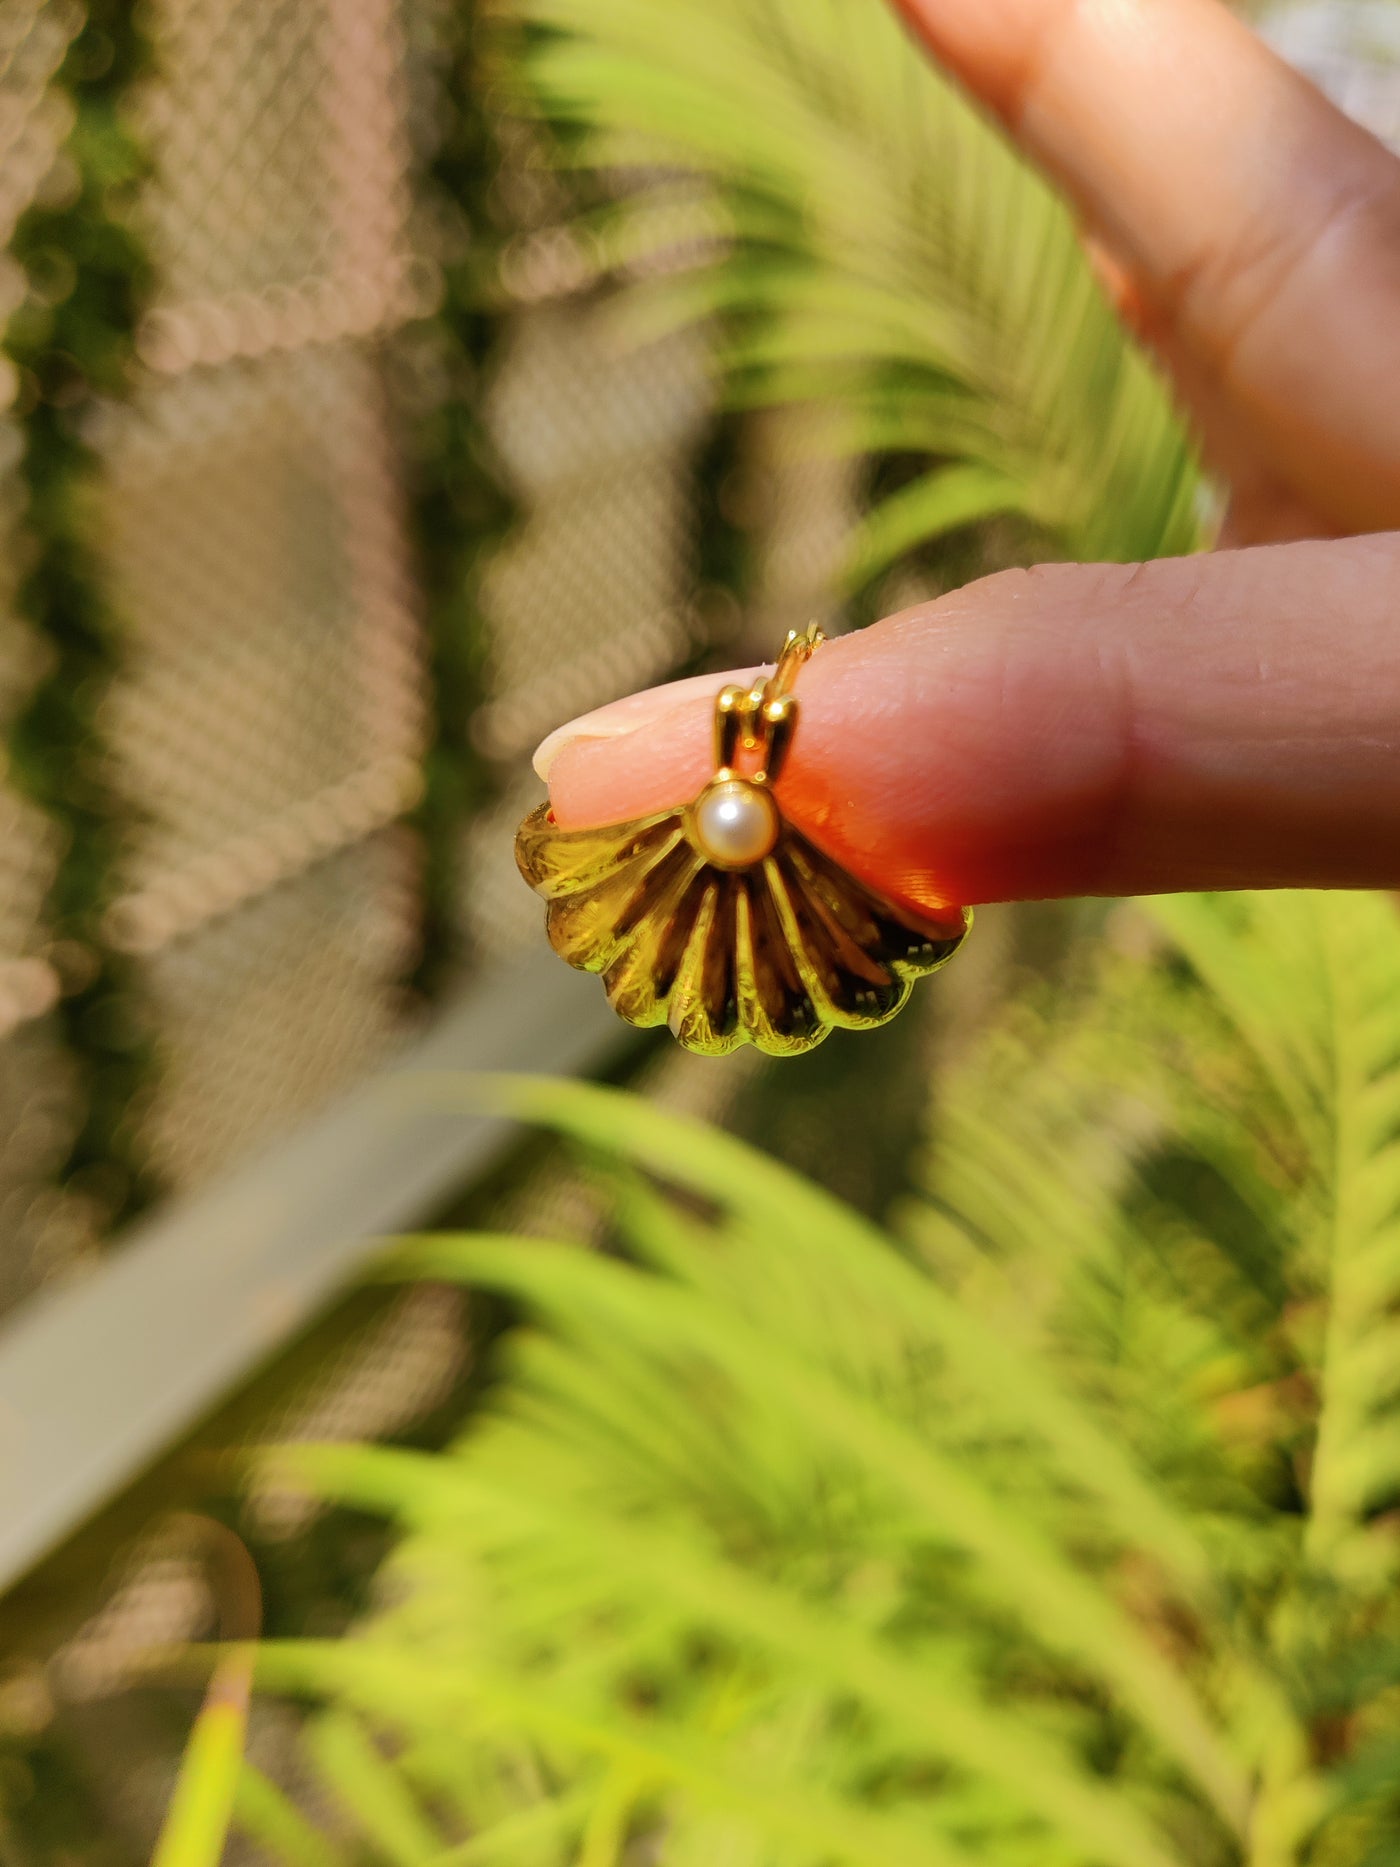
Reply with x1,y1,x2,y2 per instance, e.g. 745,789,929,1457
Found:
1,0,1399,1861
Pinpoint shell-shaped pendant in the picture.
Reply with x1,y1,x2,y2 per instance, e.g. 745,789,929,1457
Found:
515,626,970,1056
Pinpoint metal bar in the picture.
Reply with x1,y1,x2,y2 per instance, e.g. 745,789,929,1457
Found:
0,953,625,1592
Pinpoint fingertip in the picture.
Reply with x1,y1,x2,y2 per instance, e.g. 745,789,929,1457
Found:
533,666,764,783
537,539,1400,909
540,589,1128,913
545,693,716,828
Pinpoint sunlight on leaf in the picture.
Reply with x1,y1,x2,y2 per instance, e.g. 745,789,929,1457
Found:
150,1650,254,1867
501,0,1204,575
237,889,1400,1864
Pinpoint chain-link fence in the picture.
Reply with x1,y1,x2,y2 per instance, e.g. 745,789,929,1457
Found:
0,7,868,1844
0,0,778,1317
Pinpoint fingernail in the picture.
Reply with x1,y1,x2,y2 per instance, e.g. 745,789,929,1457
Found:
532,665,761,781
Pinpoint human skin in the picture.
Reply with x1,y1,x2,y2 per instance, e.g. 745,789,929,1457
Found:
535,0,1400,917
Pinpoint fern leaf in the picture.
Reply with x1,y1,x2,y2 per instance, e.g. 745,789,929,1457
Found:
151,1651,254,1867
233,1765,349,1867
505,0,1202,570
258,1642,980,1867
394,1075,1213,1595
304,1710,448,1865
377,1229,1247,1829
844,463,1027,588
1306,893,1400,1566
273,1443,1184,1867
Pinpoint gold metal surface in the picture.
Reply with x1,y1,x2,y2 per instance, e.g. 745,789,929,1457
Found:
516,627,970,1056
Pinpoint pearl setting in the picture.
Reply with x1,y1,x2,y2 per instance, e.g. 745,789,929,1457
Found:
690,778,780,870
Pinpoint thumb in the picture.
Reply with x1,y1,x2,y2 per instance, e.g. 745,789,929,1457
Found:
534,535,1400,911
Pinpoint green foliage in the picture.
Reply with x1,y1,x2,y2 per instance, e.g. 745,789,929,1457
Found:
498,0,1204,581
148,5,1390,1861
151,1653,254,1867
2,0,156,1222
221,890,1400,1864
400,0,515,996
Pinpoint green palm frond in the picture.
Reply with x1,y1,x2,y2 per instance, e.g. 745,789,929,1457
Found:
151,1650,255,1867
502,0,1204,578
166,0,1400,1855
229,887,1400,1866
232,1765,349,1867
1148,893,1400,1578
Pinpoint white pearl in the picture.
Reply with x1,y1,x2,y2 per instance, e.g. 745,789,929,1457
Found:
692,779,779,869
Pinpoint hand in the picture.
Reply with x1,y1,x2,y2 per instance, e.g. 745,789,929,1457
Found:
535,0,1400,912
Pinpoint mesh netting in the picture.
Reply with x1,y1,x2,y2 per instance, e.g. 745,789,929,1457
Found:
0,0,780,1288
96,344,425,916
0,4,100,1310
133,828,421,1186
77,0,431,1192
0,1,78,269
465,305,714,960
2,0,850,1844
134,0,425,373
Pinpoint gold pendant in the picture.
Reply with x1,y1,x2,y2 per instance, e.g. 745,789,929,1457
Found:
515,625,970,1056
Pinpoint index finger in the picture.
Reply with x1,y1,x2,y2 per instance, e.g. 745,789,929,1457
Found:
538,536,1400,908
889,0,1400,533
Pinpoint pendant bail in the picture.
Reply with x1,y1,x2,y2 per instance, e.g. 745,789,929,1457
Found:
712,622,826,785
